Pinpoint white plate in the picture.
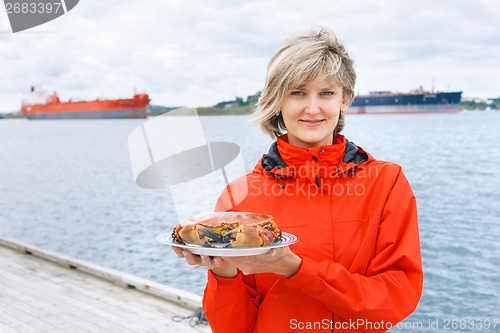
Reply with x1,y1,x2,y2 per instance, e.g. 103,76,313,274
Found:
157,232,298,257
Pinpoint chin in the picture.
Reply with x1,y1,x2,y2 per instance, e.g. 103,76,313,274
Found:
298,136,331,147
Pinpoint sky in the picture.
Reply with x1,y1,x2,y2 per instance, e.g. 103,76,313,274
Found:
1,0,499,113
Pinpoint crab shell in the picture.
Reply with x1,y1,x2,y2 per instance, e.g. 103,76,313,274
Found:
172,212,281,248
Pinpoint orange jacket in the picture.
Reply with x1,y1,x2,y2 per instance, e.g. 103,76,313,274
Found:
203,135,423,332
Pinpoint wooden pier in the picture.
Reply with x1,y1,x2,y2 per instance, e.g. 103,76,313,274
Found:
0,237,212,333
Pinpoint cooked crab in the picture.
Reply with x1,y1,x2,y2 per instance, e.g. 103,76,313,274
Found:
172,212,281,248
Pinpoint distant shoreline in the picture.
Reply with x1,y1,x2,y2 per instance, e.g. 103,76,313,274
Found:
2,104,498,119
147,105,254,117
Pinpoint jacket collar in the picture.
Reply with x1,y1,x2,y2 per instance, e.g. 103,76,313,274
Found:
258,134,371,179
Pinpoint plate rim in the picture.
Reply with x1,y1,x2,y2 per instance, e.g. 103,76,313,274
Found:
157,231,298,256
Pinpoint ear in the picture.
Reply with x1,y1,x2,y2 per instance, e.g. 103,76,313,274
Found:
342,90,351,110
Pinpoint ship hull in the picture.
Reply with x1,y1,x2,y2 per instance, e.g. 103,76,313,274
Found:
348,104,459,114
348,91,462,114
21,92,150,119
25,108,147,120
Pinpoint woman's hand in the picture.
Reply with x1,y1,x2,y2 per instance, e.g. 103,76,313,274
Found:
171,246,238,278
222,246,302,278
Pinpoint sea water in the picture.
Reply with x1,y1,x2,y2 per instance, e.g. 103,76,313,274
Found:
0,112,499,332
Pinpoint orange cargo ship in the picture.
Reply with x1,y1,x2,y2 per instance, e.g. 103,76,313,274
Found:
21,87,150,119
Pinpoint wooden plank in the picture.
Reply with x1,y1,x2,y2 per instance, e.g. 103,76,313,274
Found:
0,237,212,333
0,236,203,309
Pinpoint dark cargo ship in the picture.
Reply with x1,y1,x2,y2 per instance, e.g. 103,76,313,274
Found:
349,88,462,114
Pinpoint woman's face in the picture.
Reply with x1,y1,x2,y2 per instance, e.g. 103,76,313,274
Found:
281,75,349,148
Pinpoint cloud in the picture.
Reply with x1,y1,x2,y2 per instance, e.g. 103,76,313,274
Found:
1,0,499,112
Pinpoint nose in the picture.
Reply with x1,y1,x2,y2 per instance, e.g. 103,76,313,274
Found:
305,95,320,114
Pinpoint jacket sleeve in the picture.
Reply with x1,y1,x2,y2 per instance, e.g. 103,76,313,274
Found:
283,167,423,330
202,186,261,333
203,270,260,333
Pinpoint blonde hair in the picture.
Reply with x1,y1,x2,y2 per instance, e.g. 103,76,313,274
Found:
253,26,356,139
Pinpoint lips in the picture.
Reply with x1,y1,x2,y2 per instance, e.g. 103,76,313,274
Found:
301,119,323,123
300,119,324,127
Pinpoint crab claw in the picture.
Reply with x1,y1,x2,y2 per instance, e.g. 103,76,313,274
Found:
222,225,275,248
173,224,224,247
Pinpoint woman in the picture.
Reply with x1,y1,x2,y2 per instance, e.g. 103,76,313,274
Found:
173,26,423,332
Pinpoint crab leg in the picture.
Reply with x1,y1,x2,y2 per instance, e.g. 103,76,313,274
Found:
221,227,239,245
196,225,224,244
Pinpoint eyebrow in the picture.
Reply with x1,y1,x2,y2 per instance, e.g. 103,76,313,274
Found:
290,85,338,90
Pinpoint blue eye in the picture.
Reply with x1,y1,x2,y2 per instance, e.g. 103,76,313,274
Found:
291,91,304,96
321,91,334,96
